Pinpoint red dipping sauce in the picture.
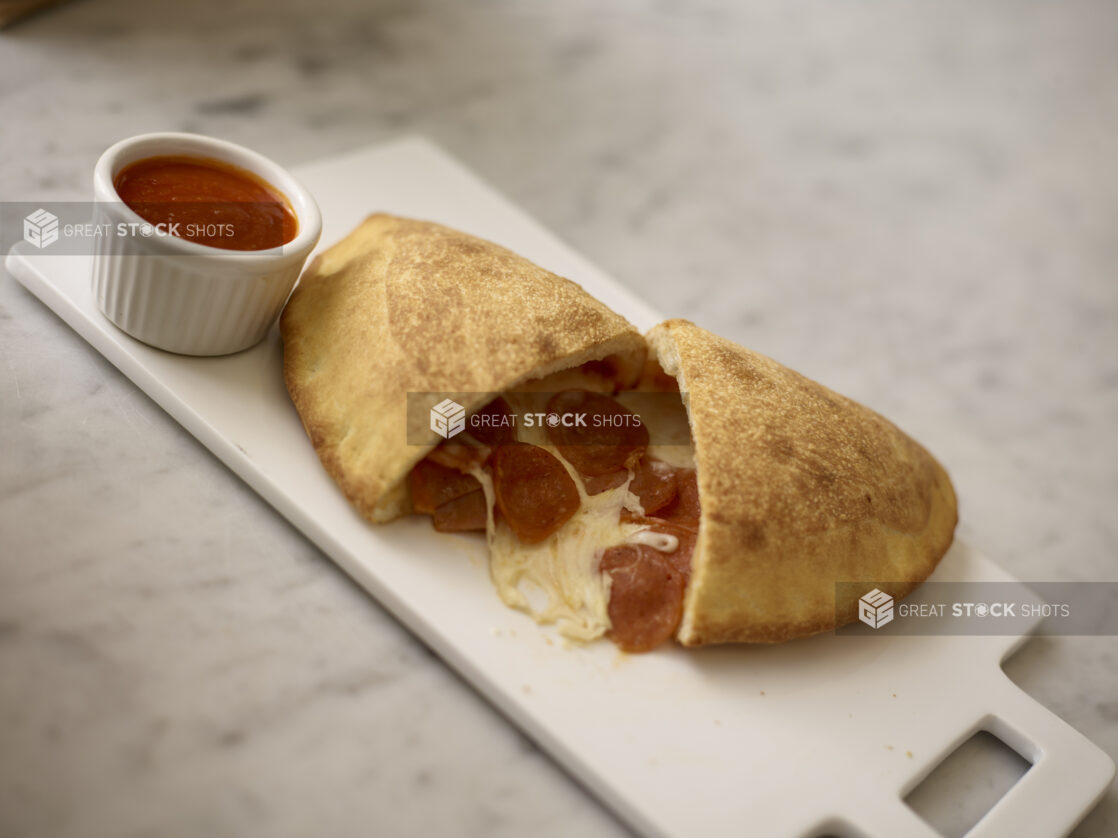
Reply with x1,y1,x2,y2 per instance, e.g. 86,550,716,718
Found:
113,155,297,251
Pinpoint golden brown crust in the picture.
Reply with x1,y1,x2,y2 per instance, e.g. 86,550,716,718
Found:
646,320,958,646
280,214,645,523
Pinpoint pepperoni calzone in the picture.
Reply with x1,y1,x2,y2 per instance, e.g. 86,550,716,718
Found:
281,215,957,652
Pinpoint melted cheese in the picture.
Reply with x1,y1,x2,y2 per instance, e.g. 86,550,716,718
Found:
473,460,639,641
472,448,692,641
471,374,695,642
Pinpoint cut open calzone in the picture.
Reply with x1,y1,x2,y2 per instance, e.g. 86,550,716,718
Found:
281,215,957,651
281,214,646,524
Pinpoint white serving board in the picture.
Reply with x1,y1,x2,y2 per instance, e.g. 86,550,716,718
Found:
6,137,1113,838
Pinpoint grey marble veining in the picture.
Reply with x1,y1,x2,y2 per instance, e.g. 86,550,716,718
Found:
1,1,1116,836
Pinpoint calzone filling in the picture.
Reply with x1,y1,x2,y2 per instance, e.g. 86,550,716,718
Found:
408,360,698,653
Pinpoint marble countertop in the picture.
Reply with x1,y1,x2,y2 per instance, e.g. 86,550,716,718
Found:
1,1,1115,836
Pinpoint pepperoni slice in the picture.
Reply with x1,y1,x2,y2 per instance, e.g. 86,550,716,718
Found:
491,442,580,544
639,518,698,577
641,469,699,575
628,457,678,515
658,468,700,528
545,390,649,476
432,489,487,532
410,459,482,514
600,544,686,653
582,468,629,496
469,396,517,446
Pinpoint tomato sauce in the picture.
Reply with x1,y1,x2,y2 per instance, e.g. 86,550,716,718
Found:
113,155,297,251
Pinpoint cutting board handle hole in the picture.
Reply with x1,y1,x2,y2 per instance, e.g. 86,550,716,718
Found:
903,730,1033,837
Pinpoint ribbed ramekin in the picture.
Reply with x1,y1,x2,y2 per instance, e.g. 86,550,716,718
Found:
91,133,322,356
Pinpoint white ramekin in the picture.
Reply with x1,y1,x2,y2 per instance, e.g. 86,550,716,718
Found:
91,132,322,356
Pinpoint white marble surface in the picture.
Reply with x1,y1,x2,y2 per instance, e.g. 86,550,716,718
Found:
0,1,1115,836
